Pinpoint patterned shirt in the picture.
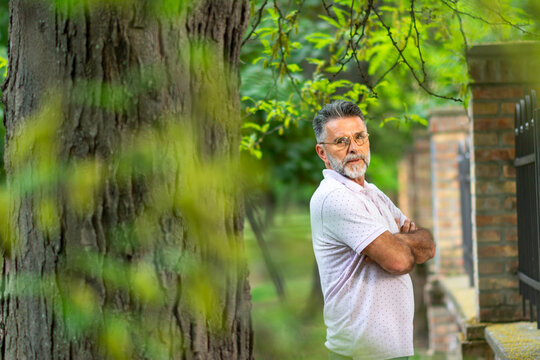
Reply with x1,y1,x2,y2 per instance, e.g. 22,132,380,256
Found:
310,169,414,360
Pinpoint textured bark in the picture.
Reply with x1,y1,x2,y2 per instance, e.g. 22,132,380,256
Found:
0,0,251,359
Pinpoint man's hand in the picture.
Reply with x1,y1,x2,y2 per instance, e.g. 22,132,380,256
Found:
395,226,435,265
363,220,435,274
395,218,417,233
401,219,417,233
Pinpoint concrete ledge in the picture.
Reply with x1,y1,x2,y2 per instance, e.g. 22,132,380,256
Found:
439,275,479,335
438,275,496,358
485,322,540,359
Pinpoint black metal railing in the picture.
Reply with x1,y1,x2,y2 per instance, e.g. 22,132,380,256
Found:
515,89,540,328
458,140,474,287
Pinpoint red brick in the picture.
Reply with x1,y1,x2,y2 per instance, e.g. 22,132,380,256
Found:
414,139,430,151
477,229,501,242
474,148,514,161
434,162,458,171
438,228,462,239
478,261,505,274
501,131,515,145
479,306,523,322
479,292,506,307
430,115,469,132
506,259,518,273
506,291,524,306
504,181,516,194
473,86,524,100
434,152,461,161
476,164,500,178
436,168,460,180
477,244,517,258
474,132,498,146
473,102,499,115
436,189,460,198
503,164,516,178
505,228,518,242
436,181,458,190
474,117,514,130
476,213,517,226
476,180,515,194
434,142,459,152
504,196,516,211
477,197,502,211
501,102,517,115
478,276,518,291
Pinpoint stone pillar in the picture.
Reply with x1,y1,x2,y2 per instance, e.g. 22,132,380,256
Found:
398,130,433,231
467,42,540,322
398,130,433,349
429,108,470,275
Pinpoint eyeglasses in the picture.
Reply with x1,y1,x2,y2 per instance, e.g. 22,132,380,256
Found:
318,132,369,150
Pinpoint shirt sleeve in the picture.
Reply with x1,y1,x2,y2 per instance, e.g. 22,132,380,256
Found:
321,188,388,254
372,184,409,227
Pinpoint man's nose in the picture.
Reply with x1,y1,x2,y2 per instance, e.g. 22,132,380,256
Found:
348,139,361,153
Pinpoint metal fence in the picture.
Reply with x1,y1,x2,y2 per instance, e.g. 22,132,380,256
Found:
458,141,474,287
514,89,540,328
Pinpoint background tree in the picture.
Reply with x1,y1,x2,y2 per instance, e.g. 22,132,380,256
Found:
240,0,540,204
0,0,252,359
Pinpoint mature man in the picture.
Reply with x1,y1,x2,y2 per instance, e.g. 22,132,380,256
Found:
310,100,435,360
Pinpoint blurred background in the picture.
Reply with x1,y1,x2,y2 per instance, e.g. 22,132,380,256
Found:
1,0,539,359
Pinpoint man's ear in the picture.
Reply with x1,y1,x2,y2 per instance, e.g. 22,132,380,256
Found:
316,144,328,163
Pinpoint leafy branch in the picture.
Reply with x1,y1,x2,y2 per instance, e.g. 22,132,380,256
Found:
239,0,538,156
372,5,462,102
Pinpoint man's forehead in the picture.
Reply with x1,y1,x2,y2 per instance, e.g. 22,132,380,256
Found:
325,116,366,134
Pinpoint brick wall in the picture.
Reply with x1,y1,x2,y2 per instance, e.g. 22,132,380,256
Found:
398,130,432,231
429,108,469,276
467,42,540,322
398,131,432,349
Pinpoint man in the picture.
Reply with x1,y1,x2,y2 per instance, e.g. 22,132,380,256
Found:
310,100,435,360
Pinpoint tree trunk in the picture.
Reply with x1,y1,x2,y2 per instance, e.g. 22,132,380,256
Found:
0,0,251,359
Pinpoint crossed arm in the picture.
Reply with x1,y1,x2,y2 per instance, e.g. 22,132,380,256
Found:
362,219,435,275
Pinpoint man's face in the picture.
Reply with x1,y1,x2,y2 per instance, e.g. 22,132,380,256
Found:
315,116,370,180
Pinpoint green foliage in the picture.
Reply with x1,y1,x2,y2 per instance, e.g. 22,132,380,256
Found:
239,0,539,200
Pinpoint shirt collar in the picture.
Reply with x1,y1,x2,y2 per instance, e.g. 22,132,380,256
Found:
322,169,372,194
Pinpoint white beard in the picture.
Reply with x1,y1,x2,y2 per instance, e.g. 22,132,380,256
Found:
327,150,370,179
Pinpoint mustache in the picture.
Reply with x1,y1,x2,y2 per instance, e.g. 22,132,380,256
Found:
343,154,367,164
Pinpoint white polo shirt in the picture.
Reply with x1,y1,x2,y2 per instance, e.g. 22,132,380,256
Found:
310,169,414,360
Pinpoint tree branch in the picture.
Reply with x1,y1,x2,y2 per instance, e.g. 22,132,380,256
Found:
410,0,427,82
242,0,269,47
441,0,539,37
373,6,462,102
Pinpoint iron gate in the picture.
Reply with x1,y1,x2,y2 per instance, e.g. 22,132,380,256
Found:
514,89,540,328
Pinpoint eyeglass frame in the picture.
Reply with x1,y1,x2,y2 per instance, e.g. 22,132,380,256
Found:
318,131,370,150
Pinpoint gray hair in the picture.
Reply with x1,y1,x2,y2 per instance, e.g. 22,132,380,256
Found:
312,100,365,142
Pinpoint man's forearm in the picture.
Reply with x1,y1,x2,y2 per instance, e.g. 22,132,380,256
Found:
395,229,435,264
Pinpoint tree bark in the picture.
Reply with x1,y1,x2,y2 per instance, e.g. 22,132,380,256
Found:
1,0,251,359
